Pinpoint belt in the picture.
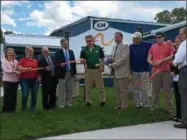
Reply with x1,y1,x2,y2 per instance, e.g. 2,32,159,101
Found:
179,65,187,71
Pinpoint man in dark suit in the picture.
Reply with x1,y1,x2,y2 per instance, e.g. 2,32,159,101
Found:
55,39,76,108
38,47,58,110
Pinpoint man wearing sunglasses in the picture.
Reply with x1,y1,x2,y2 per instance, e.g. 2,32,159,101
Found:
172,27,187,129
147,32,175,117
80,35,105,107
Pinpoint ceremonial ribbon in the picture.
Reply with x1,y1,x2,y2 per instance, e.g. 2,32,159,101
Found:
136,70,162,87
15,59,86,73
136,61,173,87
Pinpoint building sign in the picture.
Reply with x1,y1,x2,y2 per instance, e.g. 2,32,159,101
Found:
94,20,109,31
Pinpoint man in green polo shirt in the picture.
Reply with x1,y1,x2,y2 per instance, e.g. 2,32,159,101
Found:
80,35,105,107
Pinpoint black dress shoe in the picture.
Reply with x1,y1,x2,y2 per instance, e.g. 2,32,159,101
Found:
136,106,144,109
100,101,105,107
174,123,187,129
86,102,91,107
173,117,181,122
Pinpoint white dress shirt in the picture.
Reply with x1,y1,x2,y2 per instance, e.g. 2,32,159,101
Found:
173,75,179,82
173,40,186,69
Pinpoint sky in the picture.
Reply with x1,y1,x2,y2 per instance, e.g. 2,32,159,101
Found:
1,1,186,35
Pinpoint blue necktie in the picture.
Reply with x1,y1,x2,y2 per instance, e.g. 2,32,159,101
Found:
65,50,70,71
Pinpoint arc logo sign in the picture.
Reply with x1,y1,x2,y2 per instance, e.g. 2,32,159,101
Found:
93,20,109,31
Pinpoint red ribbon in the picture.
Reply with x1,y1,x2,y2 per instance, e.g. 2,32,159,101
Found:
136,70,161,87
16,59,86,73
136,61,172,87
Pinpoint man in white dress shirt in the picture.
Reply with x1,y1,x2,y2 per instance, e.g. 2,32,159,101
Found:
173,27,187,129
55,39,77,108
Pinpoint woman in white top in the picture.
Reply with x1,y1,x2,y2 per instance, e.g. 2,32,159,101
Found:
170,36,181,122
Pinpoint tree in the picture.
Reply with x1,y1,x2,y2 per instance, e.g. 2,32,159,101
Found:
0,28,3,44
154,7,187,24
171,7,187,23
4,30,14,35
154,10,172,24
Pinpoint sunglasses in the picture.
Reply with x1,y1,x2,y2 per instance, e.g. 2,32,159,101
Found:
86,40,92,43
155,36,163,39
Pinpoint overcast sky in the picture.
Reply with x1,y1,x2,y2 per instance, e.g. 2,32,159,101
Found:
1,1,186,35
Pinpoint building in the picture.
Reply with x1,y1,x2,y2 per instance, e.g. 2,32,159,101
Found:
50,16,169,60
50,16,169,37
143,21,187,43
50,16,169,87
3,34,64,60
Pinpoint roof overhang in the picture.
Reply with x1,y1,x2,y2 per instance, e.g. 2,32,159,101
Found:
4,34,64,48
50,16,170,35
143,21,187,38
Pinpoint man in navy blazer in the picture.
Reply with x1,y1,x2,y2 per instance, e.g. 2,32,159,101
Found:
55,39,76,108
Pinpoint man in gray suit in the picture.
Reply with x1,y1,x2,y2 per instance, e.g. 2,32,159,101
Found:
173,27,187,129
108,32,130,109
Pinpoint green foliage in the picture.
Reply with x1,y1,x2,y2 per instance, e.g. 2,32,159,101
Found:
4,30,14,35
154,7,187,24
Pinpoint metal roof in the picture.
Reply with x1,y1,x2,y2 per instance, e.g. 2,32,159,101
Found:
143,21,187,38
4,34,64,48
50,16,170,35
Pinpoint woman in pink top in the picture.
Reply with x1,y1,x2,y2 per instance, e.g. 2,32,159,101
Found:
1,48,20,112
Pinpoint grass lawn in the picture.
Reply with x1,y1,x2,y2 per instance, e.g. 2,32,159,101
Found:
0,87,174,140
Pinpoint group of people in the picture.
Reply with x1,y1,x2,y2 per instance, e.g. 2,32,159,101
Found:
1,39,77,112
1,26,186,129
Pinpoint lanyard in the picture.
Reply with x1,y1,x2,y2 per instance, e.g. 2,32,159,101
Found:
8,60,16,70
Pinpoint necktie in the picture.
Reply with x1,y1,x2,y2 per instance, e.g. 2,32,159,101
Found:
114,45,118,57
46,56,54,76
65,50,70,71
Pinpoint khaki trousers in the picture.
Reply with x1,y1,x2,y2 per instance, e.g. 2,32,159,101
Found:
72,77,80,97
151,71,173,112
132,72,150,107
85,69,105,103
57,72,73,107
113,77,129,107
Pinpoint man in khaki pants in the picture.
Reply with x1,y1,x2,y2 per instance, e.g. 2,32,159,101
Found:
147,32,174,116
108,32,130,109
80,35,105,107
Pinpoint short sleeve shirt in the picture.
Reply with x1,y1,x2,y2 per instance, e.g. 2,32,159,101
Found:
148,42,175,72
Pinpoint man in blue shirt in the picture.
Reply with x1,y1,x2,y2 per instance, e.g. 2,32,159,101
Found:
129,32,152,108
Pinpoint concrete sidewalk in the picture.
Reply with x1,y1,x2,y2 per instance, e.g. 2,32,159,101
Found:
41,121,186,139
